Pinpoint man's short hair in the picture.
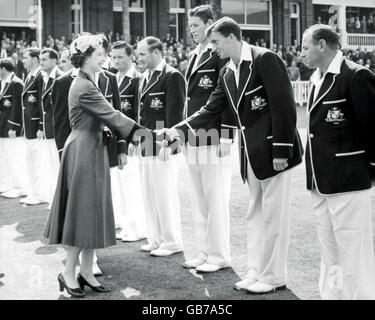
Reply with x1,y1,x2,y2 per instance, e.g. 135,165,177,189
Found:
141,37,163,53
61,50,72,59
112,41,133,56
304,24,341,49
188,5,215,24
206,17,242,41
41,48,59,60
24,47,41,60
0,58,15,72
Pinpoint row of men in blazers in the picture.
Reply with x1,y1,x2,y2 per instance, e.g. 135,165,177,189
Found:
1,6,375,299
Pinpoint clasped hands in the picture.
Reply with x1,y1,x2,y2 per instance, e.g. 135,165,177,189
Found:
155,128,231,161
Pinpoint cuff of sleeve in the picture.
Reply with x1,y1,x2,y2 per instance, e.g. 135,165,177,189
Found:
117,140,127,154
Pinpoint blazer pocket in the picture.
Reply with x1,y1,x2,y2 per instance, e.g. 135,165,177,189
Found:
27,90,37,94
149,92,165,96
244,85,263,96
197,69,215,73
322,98,346,105
335,150,365,157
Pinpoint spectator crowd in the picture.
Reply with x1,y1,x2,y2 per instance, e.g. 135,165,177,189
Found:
2,29,375,83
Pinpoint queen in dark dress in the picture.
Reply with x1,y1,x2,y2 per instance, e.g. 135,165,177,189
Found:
43,34,144,297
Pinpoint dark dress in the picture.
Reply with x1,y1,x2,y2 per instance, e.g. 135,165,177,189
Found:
43,70,138,249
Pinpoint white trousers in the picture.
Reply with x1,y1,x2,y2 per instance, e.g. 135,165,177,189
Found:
139,155,182,251
0,138,11,191
246,163,292,285
40,139,60,205
312,189,375,300
4,137,27,194
23,138,49,202
185,145,232,266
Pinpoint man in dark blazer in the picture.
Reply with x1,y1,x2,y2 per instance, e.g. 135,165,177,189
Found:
182,5,236,273
52,62,76,158
111,40,147,243
40,48,63,209
20,48,48,206
0,59,25,198
137,36,185,257
301,24,375,300
161,17,303,293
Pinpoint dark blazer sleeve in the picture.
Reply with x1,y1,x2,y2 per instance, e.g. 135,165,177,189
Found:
176,69,230,140
165,70,185,128
350,68,375,177
8,81,23,132
259,51,297,159
52,78,70,154
79,82,138,139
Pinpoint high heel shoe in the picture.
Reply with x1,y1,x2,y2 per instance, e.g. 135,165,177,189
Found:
77,273,111,293
58,273,85,298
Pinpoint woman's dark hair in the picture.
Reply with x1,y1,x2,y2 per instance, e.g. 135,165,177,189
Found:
70,34,102,68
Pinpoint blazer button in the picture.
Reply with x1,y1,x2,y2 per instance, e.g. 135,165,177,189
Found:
309,133,314,138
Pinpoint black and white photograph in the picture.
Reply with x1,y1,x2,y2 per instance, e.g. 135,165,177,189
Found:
0,0,375,307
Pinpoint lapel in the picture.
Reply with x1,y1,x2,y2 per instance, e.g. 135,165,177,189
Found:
139,64,165,102
42,77,54,99
0,74,13,100
188,49,213,83
119,70,135,95
309,73,338,114
185,53,196,81
236,60,252,107
23,69,40,95
98,71,109,96
223,68,238,111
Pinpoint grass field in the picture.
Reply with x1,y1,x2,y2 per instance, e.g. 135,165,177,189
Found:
0,107,374,300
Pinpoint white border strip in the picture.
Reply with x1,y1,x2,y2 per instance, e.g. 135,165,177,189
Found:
244,85,263,96
335,150,365,157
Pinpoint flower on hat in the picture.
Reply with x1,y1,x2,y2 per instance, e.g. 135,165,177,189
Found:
71,34,102,54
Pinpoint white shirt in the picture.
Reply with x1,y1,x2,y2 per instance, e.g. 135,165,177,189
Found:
117,65,136,86
42,66,59,87
227,41,253,88
144,59,165,83
25,67,41,83
71,68,79,77
192,42,213,71
310,51,343,101
1,72,14,94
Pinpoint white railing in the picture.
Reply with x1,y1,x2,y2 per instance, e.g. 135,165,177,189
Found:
291,81,311,106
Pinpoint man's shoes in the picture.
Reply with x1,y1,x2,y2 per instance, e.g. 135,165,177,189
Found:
92,262,103,277
182,258,206,269
22,198,44,205
150,248,183,257
1,190,25,198
116,231,126,240
234,278,257,291
140,243,159,252
196,263,230,273
244,281,287,294
121,235,146,242
0,187,9,194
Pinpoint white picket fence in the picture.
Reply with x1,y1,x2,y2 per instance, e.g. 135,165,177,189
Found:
291,81,311,106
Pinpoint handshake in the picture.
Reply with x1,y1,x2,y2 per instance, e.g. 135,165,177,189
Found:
154,127,232,161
